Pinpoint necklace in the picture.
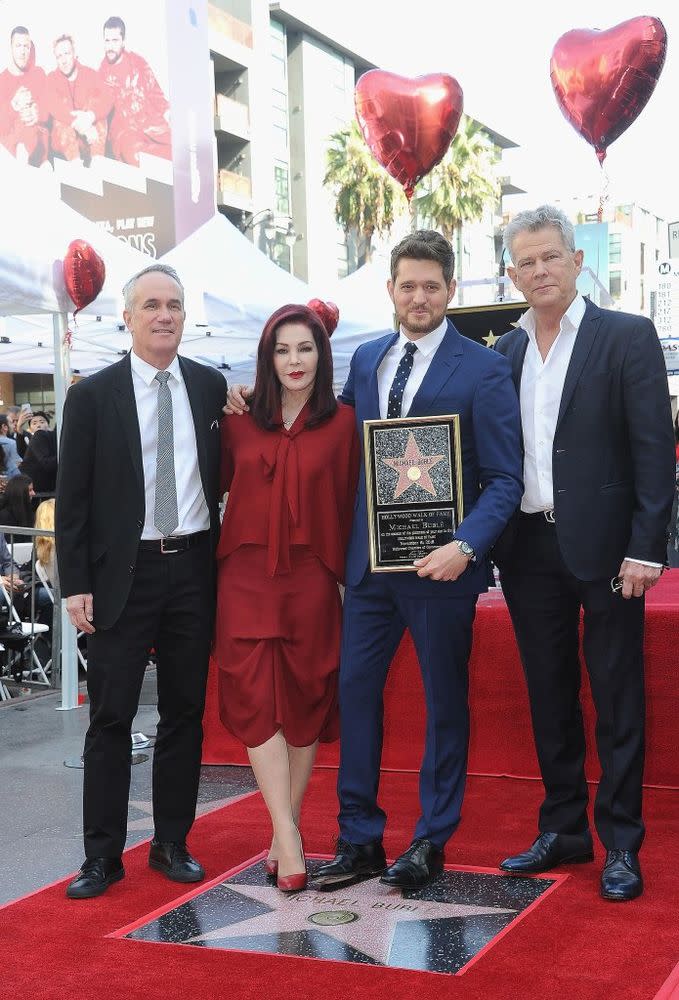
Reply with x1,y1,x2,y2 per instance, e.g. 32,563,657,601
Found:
281,389,312,429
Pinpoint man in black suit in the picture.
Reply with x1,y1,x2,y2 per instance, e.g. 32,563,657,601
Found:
56,263,227,899
493,205,675,901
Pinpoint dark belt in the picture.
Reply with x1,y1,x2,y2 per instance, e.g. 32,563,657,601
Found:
138,530,210,554
519,509,555,523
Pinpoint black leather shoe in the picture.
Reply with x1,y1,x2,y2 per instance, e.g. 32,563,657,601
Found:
601,850,643,901
500,831,594,874
66,857,124,899
148,840,205,883
314,838,386,886
380,838,444,888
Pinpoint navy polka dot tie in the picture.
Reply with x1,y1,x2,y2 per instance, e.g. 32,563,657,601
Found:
387,342,417,418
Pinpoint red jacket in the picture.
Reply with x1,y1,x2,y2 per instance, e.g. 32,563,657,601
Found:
98,50,168,136
0,64,47,136
45,62,112,126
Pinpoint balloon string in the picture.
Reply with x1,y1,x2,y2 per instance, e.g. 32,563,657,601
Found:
64,328,73,349
598,163,610,222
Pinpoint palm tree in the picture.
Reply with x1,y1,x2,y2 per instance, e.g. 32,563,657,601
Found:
413,116,500,297
324,120,406,263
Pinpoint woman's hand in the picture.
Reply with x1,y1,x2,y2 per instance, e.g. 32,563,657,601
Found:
223,384,253,416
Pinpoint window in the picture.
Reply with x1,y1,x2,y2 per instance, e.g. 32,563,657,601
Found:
609,272,622,299
274,162,290,215
12,374,55,410
640,242,645,275
609,233,622,265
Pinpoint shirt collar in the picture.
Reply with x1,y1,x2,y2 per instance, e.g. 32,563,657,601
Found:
130,349,182,387
520,293,586,345
397,316,448,359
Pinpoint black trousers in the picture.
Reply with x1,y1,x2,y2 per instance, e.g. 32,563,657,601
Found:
83,536,214,858
500,514,646,852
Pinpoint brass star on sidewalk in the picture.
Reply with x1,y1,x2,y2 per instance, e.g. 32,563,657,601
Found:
382,432,445,499
184,878,516,965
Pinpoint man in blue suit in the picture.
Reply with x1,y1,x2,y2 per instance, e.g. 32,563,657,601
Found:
315,230,523,888
493,206,675,901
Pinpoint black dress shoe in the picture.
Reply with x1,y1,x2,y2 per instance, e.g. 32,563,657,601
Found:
148,840,205,883
499,831,594,874
380,838,444,888
601,850,643,901
66,857,124,899
314,838,386,886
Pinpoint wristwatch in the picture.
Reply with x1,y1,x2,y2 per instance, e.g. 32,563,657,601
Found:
453,539,475,561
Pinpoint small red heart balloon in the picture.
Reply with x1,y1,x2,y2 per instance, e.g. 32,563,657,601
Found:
550,16,667,165
63,239,106,316
355,70,463,200
307,299,339,337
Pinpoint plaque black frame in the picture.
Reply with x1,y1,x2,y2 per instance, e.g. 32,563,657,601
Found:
363,414,463,573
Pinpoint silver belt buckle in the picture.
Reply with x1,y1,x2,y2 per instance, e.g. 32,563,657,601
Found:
544,509,555,523
160,536,179,554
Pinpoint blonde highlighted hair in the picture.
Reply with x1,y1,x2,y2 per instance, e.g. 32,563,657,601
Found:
35,498,55,569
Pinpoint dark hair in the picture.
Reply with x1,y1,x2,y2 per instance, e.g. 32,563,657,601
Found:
30,410,50,425
250,304,337,431
0,445,6,475
10,26,30,42
0,414,9,432
390,230,455,286
103,16,126,38
54,34,74,50
0,474,34,527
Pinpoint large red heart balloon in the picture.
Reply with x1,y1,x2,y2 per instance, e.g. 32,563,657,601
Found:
355,70,463,199
306,299,339,337
550,16,667,165
63,239,106,316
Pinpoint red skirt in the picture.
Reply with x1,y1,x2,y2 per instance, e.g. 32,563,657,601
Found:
213,545,341,748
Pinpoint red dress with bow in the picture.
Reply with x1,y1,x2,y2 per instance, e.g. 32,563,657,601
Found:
214,402,359,748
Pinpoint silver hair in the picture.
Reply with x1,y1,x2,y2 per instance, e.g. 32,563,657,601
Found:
122,263,185,312
503,204,576,262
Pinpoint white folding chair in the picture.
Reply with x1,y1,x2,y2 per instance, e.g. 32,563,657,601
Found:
35,559,88,673
0,578,50,686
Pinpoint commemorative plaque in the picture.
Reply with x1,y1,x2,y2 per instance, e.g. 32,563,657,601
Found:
364,415,463,572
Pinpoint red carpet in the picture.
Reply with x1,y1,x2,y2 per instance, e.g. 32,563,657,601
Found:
203,570,679,787
3,771,679,1000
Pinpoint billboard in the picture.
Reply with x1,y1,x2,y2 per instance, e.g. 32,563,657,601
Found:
0,0,215,257
654,261,679,376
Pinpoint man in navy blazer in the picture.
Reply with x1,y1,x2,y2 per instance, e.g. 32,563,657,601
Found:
315,230,523,888
493,205,675,901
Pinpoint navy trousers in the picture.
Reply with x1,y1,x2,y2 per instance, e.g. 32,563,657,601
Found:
337,571,477,849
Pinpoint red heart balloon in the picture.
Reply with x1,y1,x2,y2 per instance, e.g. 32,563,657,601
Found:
63,239,106,316
550,16,667,165
355,70,463,200
306,298,339,337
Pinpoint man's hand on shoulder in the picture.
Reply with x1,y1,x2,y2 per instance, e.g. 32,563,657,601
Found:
616,559,662,600
66,593,96,634
223,384,253,416
413,541,471,582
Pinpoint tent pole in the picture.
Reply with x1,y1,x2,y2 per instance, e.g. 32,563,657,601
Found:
52,312,80,712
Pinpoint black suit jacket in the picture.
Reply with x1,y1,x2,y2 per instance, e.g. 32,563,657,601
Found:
495,299,675,580
55,353,227,628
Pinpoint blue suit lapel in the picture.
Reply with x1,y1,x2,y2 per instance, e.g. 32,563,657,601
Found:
368,332,399,418
556,299,602,432
409,320,463,414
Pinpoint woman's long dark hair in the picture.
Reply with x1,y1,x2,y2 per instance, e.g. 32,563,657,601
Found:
250,303,337,431
0,474,34,527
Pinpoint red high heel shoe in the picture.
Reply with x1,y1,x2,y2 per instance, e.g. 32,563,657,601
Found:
277,829,307,892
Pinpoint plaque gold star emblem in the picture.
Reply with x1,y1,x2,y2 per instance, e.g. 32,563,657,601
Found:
382,432,445,500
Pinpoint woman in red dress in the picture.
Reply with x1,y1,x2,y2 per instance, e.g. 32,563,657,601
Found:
214,300,359,891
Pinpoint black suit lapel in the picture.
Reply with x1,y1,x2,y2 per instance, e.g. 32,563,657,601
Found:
112,354,144,493
509,330,529,394
180,357,209,503
556,300,602,432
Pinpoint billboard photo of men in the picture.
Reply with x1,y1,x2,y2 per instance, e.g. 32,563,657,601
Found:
0,25,47,165
99,15,171,165
46,34,112,166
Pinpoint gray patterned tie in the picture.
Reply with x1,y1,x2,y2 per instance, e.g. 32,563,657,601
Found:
154,370,178,536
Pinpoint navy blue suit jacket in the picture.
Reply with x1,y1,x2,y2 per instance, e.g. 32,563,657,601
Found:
339,320,523,596
495,299,675,579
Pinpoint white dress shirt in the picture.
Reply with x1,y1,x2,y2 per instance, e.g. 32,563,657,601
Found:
519,294,584,513
377,318,448,418
130,350,210,539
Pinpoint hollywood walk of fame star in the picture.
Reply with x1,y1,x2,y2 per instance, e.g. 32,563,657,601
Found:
182,877,517,966
482,328,499,348
382,432,445,500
